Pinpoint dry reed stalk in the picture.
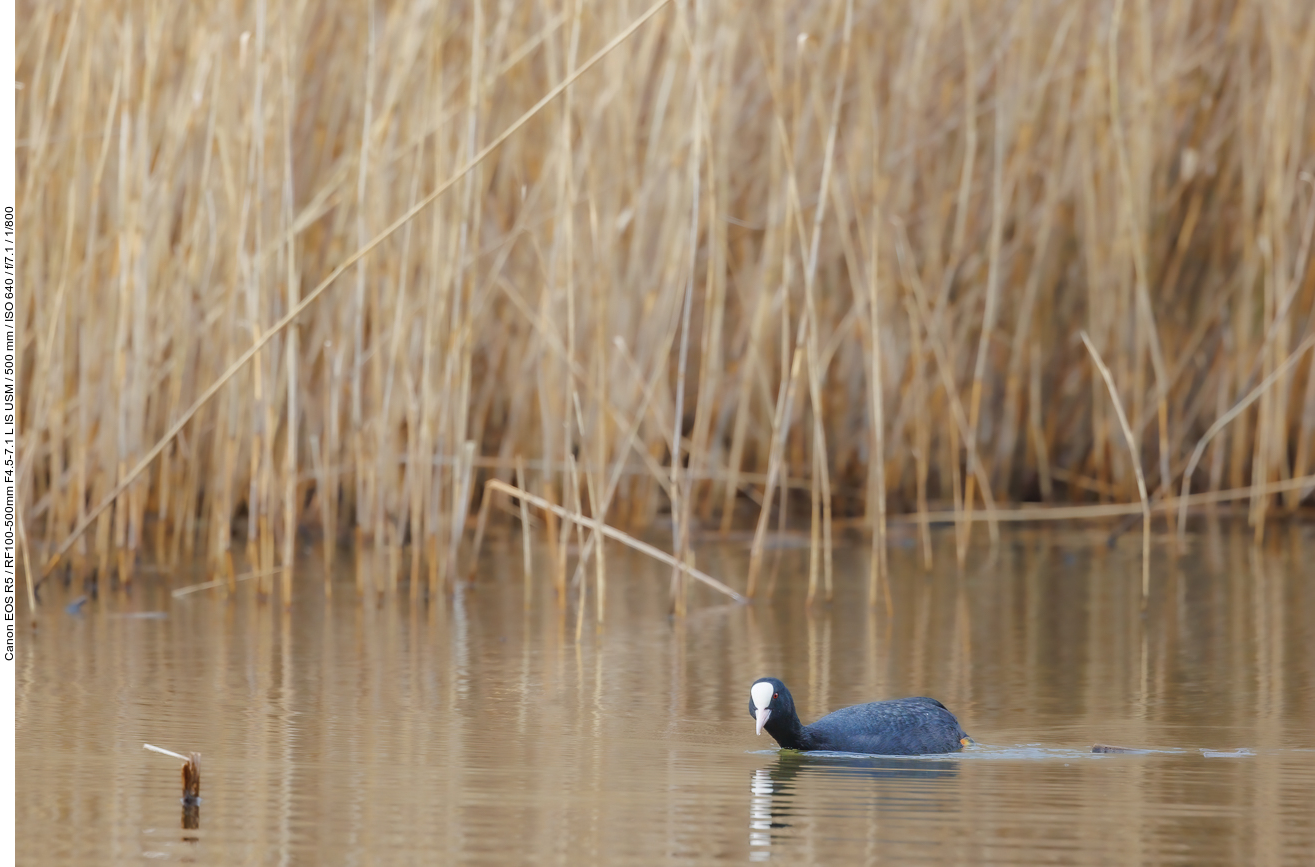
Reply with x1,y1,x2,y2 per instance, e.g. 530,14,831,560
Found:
742,41,811,597
669,171,695,615
278,11,299,610
865,225,891,615
1028,342,1054,501
824,114,885,607
466,470,495,586
743,21,817,600
172,566,287,598
797,0,852,606
745,309,806,598
349,0,376,554
1281,172,1315,506
448,441,477,586
962,70,1017,558
516,456,533,608
585,454,605,625
1178,332,1315,538
565,446,584,585
588,210,610,625
666,0,706,620
718,105,785,536
1081,331,1151,604
1110,0,1172,509
1295,308,1315,502
904,295,933,570
551,462,570,603
484,479,742,602
418,37,446,601
554,0,581,608
894,221,1001,544
947,414,965,560
277,5,299,610
309,435,331,595
568,452,587,640
994,7,1076,490
562,335,677,600
18,500,37,621
668,0,699,563
702,14,739,525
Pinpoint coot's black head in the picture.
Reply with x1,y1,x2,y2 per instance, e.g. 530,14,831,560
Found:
748,677,796,737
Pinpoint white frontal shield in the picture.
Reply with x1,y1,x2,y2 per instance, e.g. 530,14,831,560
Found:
751,682,775,736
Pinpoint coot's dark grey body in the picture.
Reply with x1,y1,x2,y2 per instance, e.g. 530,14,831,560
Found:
749,677,968,755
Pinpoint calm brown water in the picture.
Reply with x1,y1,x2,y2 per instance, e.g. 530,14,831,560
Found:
17,523,1315,865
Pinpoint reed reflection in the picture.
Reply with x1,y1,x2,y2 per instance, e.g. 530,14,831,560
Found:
748,752,960,859
181,801,200,835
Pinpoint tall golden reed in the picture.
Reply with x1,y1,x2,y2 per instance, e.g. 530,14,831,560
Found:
16,0,1315,604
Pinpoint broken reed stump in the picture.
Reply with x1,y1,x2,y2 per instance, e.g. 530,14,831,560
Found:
181,752,201,803
1092,743,1147,754
144,743,202,803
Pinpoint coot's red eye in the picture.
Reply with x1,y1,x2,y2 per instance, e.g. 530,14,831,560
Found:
773,692,778,699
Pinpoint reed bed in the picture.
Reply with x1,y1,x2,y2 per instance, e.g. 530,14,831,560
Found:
16,0,1315,609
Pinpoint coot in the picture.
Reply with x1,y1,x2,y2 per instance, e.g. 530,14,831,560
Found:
749,677,969,755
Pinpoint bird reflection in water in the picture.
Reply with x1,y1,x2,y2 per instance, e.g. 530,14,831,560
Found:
748,767,782,859
748,752,960,860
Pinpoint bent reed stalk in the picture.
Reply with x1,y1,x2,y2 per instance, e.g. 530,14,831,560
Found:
16,1,1315,610
1081,331,1152,603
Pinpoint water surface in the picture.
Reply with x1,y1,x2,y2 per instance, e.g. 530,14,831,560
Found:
17,524,1315,864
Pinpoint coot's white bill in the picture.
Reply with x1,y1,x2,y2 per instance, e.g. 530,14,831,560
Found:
751,682,775,735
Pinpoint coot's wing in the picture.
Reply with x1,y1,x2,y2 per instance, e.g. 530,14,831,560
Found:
806,698,965,755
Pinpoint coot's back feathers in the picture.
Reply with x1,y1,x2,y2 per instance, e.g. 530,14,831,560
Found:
801,697,966,755
749,678,968,756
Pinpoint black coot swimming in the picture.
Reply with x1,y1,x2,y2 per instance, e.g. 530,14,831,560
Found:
749,677,969,755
